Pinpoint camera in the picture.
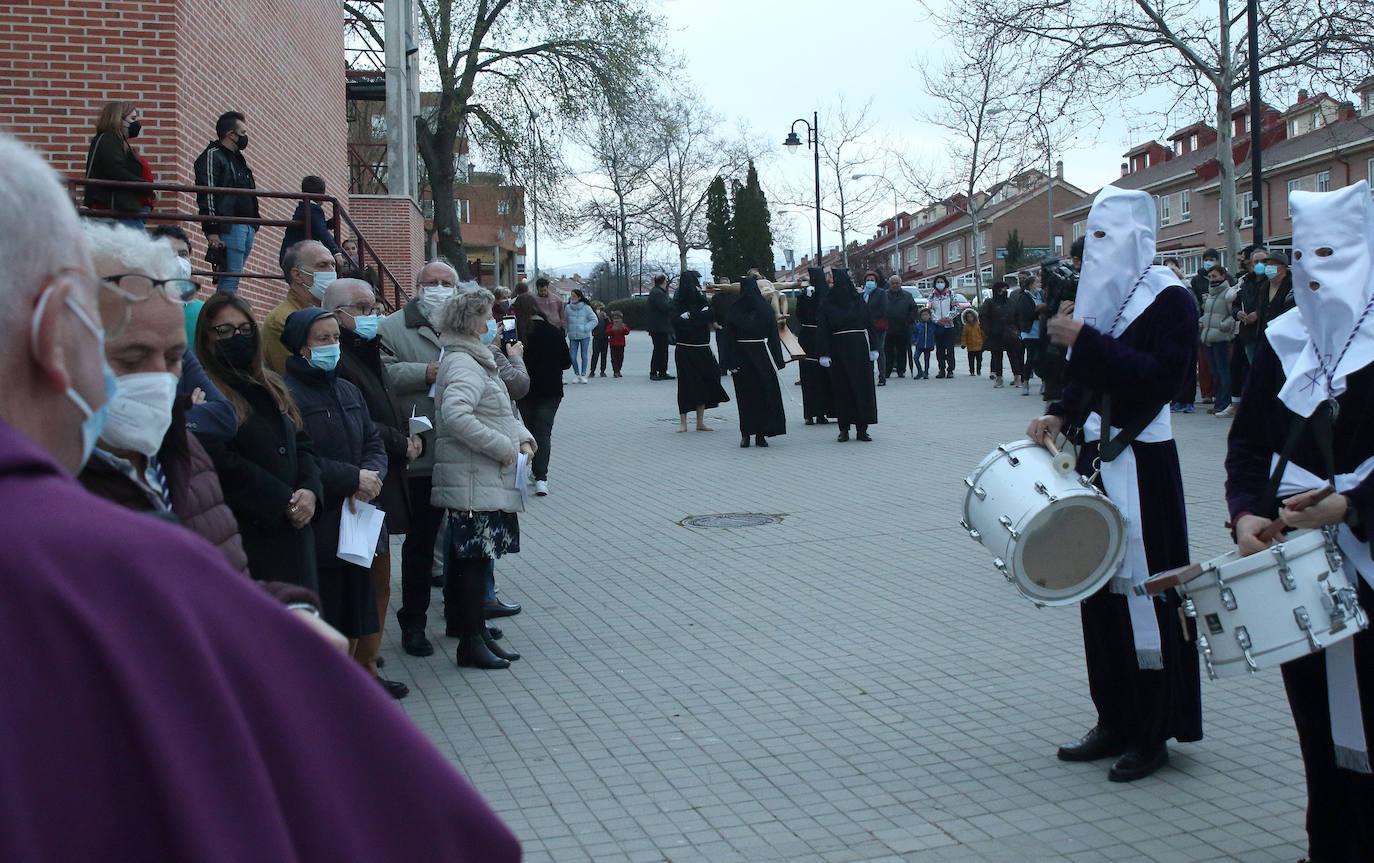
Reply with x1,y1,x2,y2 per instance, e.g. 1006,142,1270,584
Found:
500,316,518,344
1040,256,1079,307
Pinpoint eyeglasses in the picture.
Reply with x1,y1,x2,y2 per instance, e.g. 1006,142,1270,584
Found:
336,301,384,317
49,267,133,336
211,322,256,339
102,273,200,304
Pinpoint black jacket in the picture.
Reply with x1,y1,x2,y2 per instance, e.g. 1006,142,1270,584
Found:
1257,272,1295,330
1011,288,1044,334
1232,272,1263,344
519,316,573,400
284,358,388,565
83,133,146,213
193,141,259,237
881,288,917,336
645,285,675,335
337,330,413,534
279,201,342,262
979,293,1017,346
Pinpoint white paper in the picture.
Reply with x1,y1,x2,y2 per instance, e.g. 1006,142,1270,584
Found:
408,406,433,437
516,452,530,505
427,348,445,398
337,500,386,566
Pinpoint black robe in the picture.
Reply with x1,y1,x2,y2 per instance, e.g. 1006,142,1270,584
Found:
1048,284,1203,749
722,278,786,437
1226,333,1374,863
795,267,835,420
673,278,730,415
816,271,878,427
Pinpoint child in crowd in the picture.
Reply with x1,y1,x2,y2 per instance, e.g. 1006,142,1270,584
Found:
590,302,610,377
911,307,936,380
606,311,630,377
959,308,983,376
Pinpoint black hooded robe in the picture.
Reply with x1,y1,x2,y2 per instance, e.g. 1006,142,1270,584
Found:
795,267,835,421
673,272,730,415
816,269,878,427
722,277,787,437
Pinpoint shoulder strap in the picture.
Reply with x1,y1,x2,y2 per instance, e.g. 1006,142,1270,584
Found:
1096,393,1170,463
1260,399,1337,516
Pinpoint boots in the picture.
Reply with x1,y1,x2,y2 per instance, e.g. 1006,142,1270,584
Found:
452,559,512,670
457,636,510,669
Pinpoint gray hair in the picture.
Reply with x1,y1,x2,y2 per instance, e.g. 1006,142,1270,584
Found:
0,134,86,358
435,286,494,336
321,277,374,311
416,258,458,287
282,240,328,279
82,220,177,282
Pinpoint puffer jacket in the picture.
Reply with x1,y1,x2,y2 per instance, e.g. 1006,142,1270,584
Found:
1200,288,1237,346
565,300,597,340
431,335,535,514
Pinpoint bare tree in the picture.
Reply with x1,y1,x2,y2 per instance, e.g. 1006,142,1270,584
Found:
947,0,1374,261
568,104,656,298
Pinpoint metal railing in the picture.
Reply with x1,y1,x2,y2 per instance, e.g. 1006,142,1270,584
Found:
66,177,411,310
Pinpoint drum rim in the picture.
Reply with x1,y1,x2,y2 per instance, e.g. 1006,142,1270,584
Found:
1010,495,1127,606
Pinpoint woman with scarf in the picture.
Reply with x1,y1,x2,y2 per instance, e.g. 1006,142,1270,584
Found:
795,267,834,425
672,271,730,433
816,268,878,442
1225,181,1374,862
721,275,786,447
1027,186,1202,783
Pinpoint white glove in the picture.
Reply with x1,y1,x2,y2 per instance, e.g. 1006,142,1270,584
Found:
679,312,689,319
868,351,879,361
819,356,832,368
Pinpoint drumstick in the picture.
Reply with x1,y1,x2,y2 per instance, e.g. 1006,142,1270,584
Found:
1139,486,1336,595
1040,431,1060,456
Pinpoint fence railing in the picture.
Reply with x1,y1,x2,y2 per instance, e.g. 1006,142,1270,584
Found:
66,177,412,310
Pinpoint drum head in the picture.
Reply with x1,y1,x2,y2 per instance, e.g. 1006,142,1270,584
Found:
1013,498,1125,606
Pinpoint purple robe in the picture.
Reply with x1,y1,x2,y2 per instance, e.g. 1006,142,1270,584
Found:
1049,284,1204,747
0,419,520,862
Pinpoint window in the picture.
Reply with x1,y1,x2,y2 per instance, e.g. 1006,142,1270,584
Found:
975,231,986,256
1072,220,1086,241
497,199,511,215
1365,91,1374,115
1180,189,1191,221
926,246,940,269
1318,170,1331,193
947,239,962,262
458,199,470,223
1159,194,1172,226
1239,190,1253,228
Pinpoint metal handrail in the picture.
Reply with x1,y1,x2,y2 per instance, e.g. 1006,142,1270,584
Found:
67,177,412,310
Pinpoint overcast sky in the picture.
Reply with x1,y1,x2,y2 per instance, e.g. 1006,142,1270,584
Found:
532,0,1171,273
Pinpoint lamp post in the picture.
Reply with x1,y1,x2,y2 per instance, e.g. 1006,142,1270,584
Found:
529,110,540,281
852,173,900,277
783,112,823,266
1247,0,1264,246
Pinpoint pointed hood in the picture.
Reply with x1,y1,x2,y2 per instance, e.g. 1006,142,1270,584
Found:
824,268,861,311
674,270,705,307
806,266,829,304
1073,185,1177,338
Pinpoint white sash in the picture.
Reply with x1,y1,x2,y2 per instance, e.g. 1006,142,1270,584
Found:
1272,455,1374,773
1083,406,1173,669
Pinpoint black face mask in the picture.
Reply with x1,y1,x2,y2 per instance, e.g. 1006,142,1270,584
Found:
127,120,142,139
215,333,259,370
235,132,248,151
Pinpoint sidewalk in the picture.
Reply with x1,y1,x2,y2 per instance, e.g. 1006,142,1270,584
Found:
387,331,1304,863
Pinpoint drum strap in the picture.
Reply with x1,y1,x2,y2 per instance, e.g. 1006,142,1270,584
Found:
1262,400,1337,519
1097,394,1169,463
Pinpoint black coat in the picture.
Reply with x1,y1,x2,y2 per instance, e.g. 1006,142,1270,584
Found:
279,201,343,263
1257,272,1295,330
673,296,729,415
979,293,1018,347
337,330,413,533
723,282,786,437
83,133,146,213
881,288,917,337
817,286,879,426
196,378,323,591
1011,288,1043,334
520,316,573,400
645,285,676,335
285,359,388,565
193,141,259,237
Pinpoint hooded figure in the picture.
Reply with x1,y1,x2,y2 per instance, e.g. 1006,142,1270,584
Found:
1040,184,1201,782
671,271,730,421
794,266,835,423
1224,181,1374,862
815,268,878,440
722,276,786,446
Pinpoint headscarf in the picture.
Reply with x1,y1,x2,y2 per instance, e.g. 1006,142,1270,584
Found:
280,307,335,355
1073,185,1179,339
823,268,861,312
727,275,772,331
1268,180,1374,417
806,266,829,305
674,270,706,308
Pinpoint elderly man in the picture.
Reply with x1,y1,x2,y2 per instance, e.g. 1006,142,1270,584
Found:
0,136,520,860
262,240,335,374
326,277,419,697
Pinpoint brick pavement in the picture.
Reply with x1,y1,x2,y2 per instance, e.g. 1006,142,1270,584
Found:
385,331,1306,862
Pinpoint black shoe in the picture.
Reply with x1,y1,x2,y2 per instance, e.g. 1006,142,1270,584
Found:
375,655,385,669
600,372,607,377
430,573,443,588
805,417,815,425
456,638,510,669
740,436,751,448
856,431,872,442
487,625,503,640
755,435,768,447
836,430,850,442
377,677,410,699
484,599,522,619
483,632,520,661
816,417,829,424
1056,725,1126,762
876,379,886,386
660,373,675,380
401,631,434,657
1108,744,1168,782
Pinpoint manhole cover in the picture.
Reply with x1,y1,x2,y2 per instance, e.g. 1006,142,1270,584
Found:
679,513,784,528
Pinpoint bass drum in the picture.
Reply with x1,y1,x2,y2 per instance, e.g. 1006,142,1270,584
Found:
961,440,1126,606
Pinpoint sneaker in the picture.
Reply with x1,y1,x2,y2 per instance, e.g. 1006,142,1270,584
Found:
1215,405,1236,418
994,378,1003,388
535,480,549,495
1021,384,1030,396
1170,402,1183,412
1181,404,1194,413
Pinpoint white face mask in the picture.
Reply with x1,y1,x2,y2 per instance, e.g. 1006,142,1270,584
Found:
418,285,455,317
101,371,179,457
173,256,193,280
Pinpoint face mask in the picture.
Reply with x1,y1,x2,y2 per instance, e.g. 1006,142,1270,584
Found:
418,285,455,317
101,372,178,457
306,343,340,372
308,270,336,300
215,332,258,370
173,256,193,280
480,319,499,345
352,314,381,341
235,132,248,151
864,281,876,290
32,288,116,466
1202,261,1217,273
127,120,142,139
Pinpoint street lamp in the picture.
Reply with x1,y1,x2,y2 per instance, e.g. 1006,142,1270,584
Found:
783,112,823,266
852,173,901,277
529,109,540,281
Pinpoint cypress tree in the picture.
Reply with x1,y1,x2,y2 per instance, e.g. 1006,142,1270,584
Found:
732,161,775,278
705,175,733,281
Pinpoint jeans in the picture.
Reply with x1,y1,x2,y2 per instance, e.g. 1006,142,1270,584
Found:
650,332,670,376
570,336,591,376
1206,341,1233,410
966,349,983,375
914,349,932,376
396,475,445,634
517,395,561,481
871,330,887,380
934,326,956,373
219,223,256,294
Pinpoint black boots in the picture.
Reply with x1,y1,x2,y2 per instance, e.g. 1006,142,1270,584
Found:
451,560,516,670
755,434,768,447
855,425,872,442
1107,744,1168,782
740,434,750,448
836,427,850,442
456,636,509,669
1056,725,1126,762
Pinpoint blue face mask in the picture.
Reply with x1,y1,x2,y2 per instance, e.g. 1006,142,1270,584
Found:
30,288,117,467
308,270,337,301
352,314,381,341
306,343,341,371
479,318,499,345
865,281,876,291
1263,264,1279,278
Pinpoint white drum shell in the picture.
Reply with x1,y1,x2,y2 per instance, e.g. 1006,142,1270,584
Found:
1182,529,1368,678
962,440,1127,607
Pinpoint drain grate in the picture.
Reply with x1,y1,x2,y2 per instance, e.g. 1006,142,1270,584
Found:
679,513,784,529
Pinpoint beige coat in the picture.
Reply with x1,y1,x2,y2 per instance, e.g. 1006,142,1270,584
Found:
430,334,535,514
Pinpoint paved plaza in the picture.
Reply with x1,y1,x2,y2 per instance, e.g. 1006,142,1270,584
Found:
386,331,1306,862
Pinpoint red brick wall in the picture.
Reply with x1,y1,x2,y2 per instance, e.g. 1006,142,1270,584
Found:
347,194,424,310
0,0,348,320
